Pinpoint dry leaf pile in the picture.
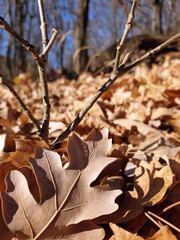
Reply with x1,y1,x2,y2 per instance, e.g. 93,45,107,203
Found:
0,52,180,239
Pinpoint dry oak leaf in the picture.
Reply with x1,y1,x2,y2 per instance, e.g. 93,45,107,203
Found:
109,223,177,240
146,225,177,240
0,138,49,167
1,128,121,239
109,222,144,240
109,159,174,223
0,138,49,192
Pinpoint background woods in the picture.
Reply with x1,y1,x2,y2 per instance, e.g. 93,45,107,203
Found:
0,0,180,239
0,0,180,80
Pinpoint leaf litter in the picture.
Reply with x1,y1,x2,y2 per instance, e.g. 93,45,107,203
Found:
0,52,180,239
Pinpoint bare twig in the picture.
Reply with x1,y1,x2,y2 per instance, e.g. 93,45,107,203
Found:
0,74,42,136
163,201,180,213
0,3,58,143
37,0,48,51
1,1,180,148
42,28,58,56
147,211,180,233
37,65,50,142
125,32,180,72
51,31,180,146
144,212,162,229
51,53,131,146
0,17,43,67
113,0,138,73
37,0,53,143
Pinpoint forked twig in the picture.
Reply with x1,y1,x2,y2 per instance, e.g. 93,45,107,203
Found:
0,17,42,67
42,28,58,56
37,0,52,143
51,53,131,146
125,32,180,72
0,0,58,143
51,31,180,146
1,0,180,147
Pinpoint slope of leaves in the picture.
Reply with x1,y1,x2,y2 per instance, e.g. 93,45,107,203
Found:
0,52,180,239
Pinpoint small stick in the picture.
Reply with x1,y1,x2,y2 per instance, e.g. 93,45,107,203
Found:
125,32,180,72
147,211,180,233
0,14,58,143
0,74,42,136
51,53,131,146
113,0,138,73
37,0,52,143
163,201,180,213
52,32,180,146
37,0,48,51
144,212,162,229
0,17,43,67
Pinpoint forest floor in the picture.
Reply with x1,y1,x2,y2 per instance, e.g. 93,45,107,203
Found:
0,51,180,239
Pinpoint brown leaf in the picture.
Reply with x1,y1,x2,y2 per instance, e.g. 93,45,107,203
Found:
1,128,121,239
146,225,177,240
0,138,49,167
109,222,144,240
164,89,180,100
0,200,14,240
60,221,105,239
110,160,174,223
169,151,180,180
151,107,173,120
114,119,163,137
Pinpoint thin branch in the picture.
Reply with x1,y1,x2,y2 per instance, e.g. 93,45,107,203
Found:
113,0,138,73
51,53,131,146
125,32,180,72
37,0,49,51
42,28,58,57
0,74,42,136
0,16,43,67
147,211,180,233
38,65,50,143
144,212,162,229
37,0,52,143
163,201,180,213
0,14,58,143
51,31,180,147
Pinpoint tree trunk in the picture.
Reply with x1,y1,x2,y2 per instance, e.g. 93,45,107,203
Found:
15,0,27,73
74,0,89,75
166,0,175,34
152,0,163,35
6,0,13,79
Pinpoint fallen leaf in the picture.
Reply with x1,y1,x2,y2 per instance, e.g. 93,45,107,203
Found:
109,222,144,240
146,225,177,240
151,107,173,120
1,128,121,239
109,160,174,223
